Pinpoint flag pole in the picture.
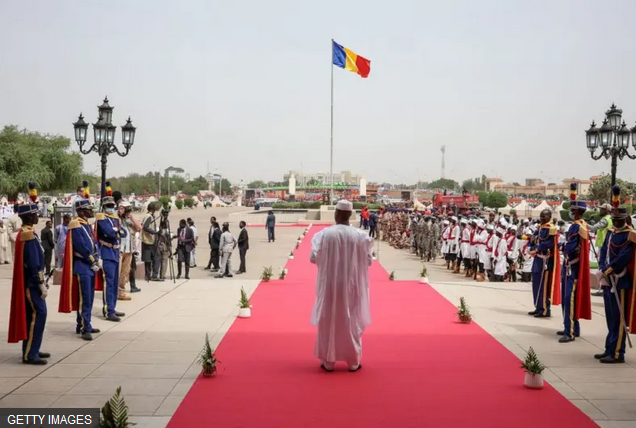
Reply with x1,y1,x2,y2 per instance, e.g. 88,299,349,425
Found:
330,39,334,205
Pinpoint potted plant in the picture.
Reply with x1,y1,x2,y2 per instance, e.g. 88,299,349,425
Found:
100,386,132,427
260,266,273,282
238,287,252,318
521,347,545,389
288,251,294,260
389,271,395,280
372,251,377,260
197,333,218,378
457,297,472,324
420,265,429,283
279,268,288,279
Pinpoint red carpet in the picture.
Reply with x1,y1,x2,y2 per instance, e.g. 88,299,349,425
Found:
168,226,599,428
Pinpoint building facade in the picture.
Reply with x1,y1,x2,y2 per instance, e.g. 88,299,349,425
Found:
484,177,598,197
283,170,363,186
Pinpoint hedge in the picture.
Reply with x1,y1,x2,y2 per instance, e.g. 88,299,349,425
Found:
271,202,381,210
184,198,194,208
175,199,184,210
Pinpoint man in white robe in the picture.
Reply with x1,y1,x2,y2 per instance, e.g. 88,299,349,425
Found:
310,200,373,372
493,227,508,281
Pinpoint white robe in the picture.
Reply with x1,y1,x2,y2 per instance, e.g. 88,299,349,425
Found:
441,226,450,254
460,227,471,259
483,234,496,270
476,229,489,264
0,225,9,263
448,225,460,255
494,237,508,276
310,224,373,366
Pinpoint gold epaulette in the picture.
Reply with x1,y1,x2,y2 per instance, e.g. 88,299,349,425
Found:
69,219,81,230
578,224,589,240
549,226,558,236
629,229,636,244
95,213,106,221
20,228,35,241
106,213,119,220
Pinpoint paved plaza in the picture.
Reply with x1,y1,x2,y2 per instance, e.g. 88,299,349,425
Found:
0,208,635,427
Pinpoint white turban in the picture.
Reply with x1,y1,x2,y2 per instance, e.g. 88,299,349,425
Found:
486,225,494,231
336,200,353,212
496,227,506,235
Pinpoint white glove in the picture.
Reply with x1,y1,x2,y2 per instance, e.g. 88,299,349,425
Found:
39,283,48,299
91,263,100,272
97,259,103,269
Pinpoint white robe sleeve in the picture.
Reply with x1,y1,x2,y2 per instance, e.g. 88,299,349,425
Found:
310,230,324,265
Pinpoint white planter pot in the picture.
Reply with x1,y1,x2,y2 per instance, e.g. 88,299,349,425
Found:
288,256,294,260
238,308,251,318
524,372,544,389
420,276,429,283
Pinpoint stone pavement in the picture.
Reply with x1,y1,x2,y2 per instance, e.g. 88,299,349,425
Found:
0,206,304,427
376,237,636,428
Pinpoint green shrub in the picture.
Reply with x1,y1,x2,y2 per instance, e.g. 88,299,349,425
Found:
560,210,572,222
159,196,171,210
175,199,184,210
184,198,194,208
271,202,382,210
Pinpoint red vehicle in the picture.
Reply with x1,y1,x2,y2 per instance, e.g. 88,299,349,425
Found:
433,193,479,208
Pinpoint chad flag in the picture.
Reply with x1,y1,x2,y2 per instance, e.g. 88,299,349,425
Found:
332,40,371,78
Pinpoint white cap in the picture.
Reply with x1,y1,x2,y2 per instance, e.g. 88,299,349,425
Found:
443,220,449,225
336,200,353,212
451,216,458,222
486,224,494,231
523,219,530,224
460,219,468,224
477,220,485,228
496,227,506,234
120,201,131,208
510,225,518,231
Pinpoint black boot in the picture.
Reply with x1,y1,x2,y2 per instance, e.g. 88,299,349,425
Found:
185,265,190,280
177,262,182,279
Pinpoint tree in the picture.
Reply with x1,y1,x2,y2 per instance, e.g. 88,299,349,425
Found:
0,126,84,200
427,178,459,191
306,178,320,186
587,175,636,203
486,191,508,209
247,180,267,189
477,191,489,206
461,177,485,192
512,182,521,186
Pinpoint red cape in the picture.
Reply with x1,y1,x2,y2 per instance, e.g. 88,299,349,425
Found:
58,227,79,313
575,228,592,320
550,233,562,306
8,231,27,343
626,232,636,333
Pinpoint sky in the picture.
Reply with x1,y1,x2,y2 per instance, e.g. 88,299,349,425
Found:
2,0,636,186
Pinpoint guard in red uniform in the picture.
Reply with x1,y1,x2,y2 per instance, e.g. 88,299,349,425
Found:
7,182,50,365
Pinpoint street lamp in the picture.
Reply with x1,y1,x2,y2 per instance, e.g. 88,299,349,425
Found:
73,97,136,204
586,103,636,186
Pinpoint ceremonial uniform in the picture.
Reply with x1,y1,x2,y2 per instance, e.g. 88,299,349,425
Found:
8,198,49,364
530,222,562,317
59,200,101,339
597,188,636,363
96,211,127,319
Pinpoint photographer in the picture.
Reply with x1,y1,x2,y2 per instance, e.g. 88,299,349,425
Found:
141,202,161,281
118,201,142,296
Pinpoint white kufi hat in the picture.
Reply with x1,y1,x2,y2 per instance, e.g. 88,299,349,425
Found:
336,200,353,212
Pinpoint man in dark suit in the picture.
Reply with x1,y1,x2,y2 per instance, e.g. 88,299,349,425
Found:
205,216,217,270
236,221,249,274
40,220,55,275
176,219,194,280
266,211,276,242
208,221,221,273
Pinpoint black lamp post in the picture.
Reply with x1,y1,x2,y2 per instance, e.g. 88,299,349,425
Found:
73,97,136,204
586,103,636,187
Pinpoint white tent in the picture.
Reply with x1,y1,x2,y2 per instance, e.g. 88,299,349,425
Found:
499,204,513,215
211,195,228,207
412,197,426,210
514,200,531,217
532,200,552,217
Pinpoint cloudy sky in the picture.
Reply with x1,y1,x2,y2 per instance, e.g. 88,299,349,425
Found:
2,0,636,185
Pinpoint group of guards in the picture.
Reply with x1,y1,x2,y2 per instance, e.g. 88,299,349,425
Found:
380,183,636,364
8,181,128,365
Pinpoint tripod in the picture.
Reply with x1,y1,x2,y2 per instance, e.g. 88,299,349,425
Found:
160,215,176,283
